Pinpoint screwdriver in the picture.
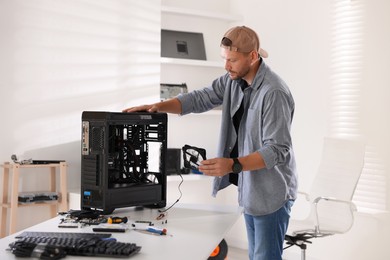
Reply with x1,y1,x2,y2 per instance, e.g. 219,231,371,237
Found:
146,227,167,235
106,216,128,224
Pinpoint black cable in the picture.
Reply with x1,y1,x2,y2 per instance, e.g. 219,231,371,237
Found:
158,172,183,213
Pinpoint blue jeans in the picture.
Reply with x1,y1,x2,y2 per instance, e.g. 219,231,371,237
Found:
244,200,294,260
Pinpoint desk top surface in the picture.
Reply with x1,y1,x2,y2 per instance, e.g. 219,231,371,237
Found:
0,203,242,260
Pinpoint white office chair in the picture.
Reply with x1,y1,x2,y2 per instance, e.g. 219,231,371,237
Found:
284,137,365,260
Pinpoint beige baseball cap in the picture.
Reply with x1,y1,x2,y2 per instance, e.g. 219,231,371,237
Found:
220,26,269,58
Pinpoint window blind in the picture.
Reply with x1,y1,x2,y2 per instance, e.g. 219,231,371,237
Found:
330,0,387,213
8,0,161,151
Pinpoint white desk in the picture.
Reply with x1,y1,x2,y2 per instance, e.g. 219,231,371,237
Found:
0,203,242,260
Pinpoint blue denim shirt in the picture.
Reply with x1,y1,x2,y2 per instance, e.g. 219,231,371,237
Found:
177,61,298,216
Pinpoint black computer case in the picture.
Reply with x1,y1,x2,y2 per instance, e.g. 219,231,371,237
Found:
81,111,167,214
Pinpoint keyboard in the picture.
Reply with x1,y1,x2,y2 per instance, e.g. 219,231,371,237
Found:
9,232,141,258
16,231,111,239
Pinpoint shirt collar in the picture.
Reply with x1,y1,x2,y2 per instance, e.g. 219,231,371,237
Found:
251,58,267,91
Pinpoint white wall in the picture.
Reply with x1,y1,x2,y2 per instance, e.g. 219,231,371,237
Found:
0,0,161,232
361,0,390,170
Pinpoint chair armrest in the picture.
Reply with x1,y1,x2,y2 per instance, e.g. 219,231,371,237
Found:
312,196,357,234
313,196,357,211
297,191,310,201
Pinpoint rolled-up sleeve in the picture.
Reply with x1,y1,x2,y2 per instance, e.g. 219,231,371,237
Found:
177,76,227,115
257,89,295,169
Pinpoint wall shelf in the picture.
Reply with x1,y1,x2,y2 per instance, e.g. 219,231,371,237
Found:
161,57,223,68
161,5,242,22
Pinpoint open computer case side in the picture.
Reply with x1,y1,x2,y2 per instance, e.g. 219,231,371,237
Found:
80,111,167,214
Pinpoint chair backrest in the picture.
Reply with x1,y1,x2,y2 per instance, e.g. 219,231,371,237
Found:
308,137,365,232
309,137,365,201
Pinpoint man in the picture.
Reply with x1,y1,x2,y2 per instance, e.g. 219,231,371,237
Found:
123,26,297,260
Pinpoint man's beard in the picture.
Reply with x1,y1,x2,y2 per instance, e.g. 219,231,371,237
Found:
228,67,250,80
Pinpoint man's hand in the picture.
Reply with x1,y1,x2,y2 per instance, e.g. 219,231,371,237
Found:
122,104,159,113
199,158,233,177
122,98,182,114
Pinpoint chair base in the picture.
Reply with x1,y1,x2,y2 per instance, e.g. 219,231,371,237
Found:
284,234,312,260
284,232,333,260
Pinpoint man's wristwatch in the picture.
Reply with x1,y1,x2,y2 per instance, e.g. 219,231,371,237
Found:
232,158,243,174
